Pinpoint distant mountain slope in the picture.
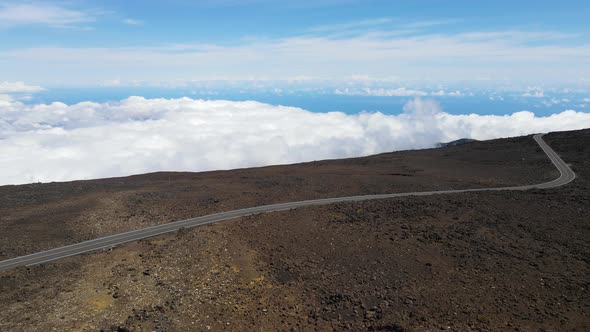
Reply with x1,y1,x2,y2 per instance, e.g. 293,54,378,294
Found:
436,138,477,148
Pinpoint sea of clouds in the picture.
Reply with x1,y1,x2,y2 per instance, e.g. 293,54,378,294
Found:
1,96,589,185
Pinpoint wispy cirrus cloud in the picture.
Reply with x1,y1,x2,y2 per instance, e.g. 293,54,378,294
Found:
307,17,457,38
309,17,458,32
0,2,95,28
2,27,588,84
309,18,394,32
401,19,459,29
123,18,143,26
0,81,44,93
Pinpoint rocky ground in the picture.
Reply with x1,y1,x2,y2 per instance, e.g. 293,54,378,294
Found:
0,130,588,331
0,134,556,260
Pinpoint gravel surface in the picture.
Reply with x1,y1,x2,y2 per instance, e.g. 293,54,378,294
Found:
1,129,588,331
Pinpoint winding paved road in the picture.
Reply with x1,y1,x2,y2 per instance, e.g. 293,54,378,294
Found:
0,134,575,272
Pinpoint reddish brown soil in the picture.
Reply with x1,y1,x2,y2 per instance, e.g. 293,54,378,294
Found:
0,130,588,331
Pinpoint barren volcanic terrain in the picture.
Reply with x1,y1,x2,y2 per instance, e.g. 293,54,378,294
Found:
0,129,588,331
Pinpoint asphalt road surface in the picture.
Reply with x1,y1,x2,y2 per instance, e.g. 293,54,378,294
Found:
0,134,576,272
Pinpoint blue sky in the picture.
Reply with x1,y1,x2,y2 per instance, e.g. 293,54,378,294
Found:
1,1,590,185
0,0,589,87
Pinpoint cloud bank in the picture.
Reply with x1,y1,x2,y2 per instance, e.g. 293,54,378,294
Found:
335,87,428,97
1,97,589,185
334,87,467,97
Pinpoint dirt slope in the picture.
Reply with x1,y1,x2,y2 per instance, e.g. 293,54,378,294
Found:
1,130,588,331
0,134,556,259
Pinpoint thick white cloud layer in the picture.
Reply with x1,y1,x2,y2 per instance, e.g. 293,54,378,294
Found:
1,97,589,185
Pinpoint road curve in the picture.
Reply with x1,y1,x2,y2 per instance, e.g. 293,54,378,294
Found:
0,134,575,272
